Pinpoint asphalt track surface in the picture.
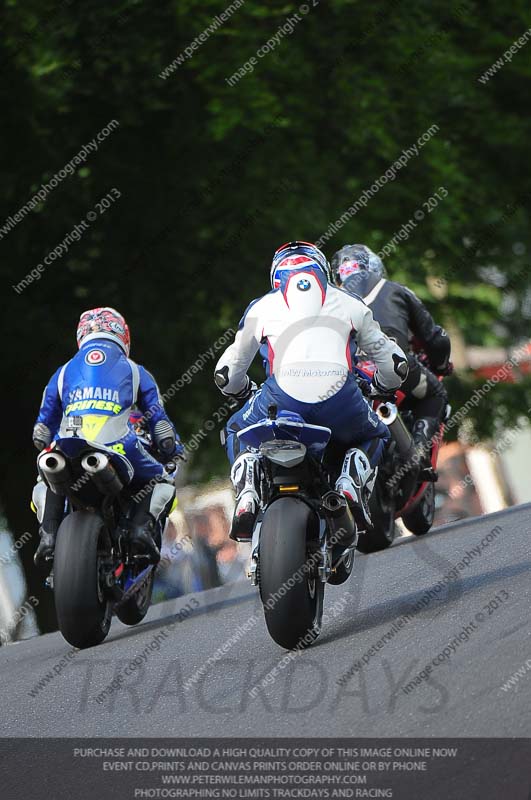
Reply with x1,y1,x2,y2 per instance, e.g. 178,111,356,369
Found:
1,503,530,737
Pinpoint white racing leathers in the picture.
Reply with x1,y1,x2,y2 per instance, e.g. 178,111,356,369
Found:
215,272,407,402
216,271,408,537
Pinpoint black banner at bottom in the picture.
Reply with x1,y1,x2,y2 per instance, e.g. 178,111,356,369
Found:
1,738,529,800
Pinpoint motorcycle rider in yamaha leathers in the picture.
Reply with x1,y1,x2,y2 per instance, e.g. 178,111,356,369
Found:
32,307,183,569
332,244,452,476
214,241,409,542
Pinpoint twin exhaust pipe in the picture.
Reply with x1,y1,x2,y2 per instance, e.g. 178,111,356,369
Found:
38,450,123,496
37,452,71,495
81,452,124,496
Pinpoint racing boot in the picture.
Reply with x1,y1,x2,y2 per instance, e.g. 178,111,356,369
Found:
411,417,440,480
130,513,160,563
229,452,261,542
33,485,65,570
34,527,57,569
335,448,378,532
130,481,175,563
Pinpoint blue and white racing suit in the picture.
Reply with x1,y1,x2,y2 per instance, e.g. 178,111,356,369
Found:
35,337,179,489
214,269,408,469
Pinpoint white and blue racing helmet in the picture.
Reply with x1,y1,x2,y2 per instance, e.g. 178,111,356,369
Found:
270,241,331,289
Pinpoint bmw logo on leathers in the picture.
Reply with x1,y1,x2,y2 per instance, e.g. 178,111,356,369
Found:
297,278,311,291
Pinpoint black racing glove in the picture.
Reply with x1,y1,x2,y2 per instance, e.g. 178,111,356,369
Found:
433,359,454,377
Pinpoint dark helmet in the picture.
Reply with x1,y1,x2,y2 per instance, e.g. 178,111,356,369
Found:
331,244,385,297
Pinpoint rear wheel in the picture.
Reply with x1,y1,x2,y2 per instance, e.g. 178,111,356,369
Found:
402,482,435,535
258,497,323,650
357,476,395,554
53,511,112,649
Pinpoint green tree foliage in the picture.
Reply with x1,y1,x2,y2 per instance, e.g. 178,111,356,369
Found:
1,0,530,629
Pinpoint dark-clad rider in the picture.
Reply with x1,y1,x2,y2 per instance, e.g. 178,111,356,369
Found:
332,244,452,474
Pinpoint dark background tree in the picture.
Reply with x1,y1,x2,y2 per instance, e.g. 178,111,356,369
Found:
1,0,530,633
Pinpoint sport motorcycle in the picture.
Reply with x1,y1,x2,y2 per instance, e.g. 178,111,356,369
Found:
34,414,177,649
239,405,358,650
355,357,449,553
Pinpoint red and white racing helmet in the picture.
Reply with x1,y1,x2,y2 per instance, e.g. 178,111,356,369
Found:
76,307,131,355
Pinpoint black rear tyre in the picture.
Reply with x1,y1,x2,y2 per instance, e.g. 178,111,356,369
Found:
115,570,154,625
357,476,395,554
402,482,435,535
53,511,112,649
259,498,323,650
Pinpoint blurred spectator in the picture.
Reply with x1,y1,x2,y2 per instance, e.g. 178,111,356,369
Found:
216,538,248,583
196,505,248,584
152,484,249,603
433,442,483,526
153,508,197,601
186,508,222,590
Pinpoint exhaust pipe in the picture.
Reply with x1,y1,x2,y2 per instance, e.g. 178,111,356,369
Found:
81,452,124,496
37,451,71,495
322,491,356,548
376,402,413,457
